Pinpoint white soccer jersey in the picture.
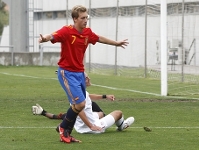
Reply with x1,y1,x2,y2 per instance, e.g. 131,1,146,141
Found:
74,91,114,134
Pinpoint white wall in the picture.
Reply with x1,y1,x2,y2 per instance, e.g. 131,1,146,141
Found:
34,0,199,11
2,15,198,67
34,0,145,11
0,26,9,51
1,0,199,67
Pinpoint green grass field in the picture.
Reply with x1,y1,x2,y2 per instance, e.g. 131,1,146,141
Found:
0,66,199,150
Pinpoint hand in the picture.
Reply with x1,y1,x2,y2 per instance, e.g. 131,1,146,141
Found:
38,34,47,43
90,124,103,131
116,39,129,49
32,103,43,115
106,95,115,101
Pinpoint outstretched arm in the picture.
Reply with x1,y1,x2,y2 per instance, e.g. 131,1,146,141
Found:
89,94,115,101
98,35,129,49
38,34,53,43
32,104,63,119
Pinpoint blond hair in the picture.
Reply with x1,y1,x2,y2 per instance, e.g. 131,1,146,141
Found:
71,5,87,19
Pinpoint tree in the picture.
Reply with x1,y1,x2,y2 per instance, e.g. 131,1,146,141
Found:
0,0,9,35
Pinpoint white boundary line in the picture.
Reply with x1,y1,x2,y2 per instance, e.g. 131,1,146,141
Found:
0,72,199,100
1,126,199,129
0,72,57,80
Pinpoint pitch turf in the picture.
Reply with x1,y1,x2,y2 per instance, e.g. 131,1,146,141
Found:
0,66,198,150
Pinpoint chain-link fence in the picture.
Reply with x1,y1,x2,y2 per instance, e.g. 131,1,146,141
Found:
1,0,199,98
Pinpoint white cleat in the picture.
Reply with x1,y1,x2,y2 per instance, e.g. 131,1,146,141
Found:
117,117,135,131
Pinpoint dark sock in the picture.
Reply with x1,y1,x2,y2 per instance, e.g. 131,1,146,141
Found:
60,106,78,132
61,113,67,120
68,119,76,134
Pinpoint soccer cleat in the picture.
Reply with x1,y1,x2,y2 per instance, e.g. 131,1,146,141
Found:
70,136,82,143
117,117,134,131
57,126,81,143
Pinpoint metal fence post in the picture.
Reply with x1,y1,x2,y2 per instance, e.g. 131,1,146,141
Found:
11,45,14,66
114,0,119,75
39,44,43,66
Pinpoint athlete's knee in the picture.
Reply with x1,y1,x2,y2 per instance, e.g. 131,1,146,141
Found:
98,112,104,119
114,110,122,114
74,100,86,111
112,110,123,118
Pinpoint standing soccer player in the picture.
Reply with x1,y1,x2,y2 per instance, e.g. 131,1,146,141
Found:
38,5,129,144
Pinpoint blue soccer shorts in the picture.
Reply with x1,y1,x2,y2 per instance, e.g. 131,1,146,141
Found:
57,67,86,105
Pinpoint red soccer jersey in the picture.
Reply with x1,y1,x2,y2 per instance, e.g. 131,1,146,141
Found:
51,25,99,72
